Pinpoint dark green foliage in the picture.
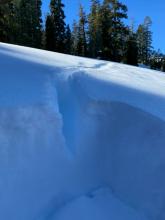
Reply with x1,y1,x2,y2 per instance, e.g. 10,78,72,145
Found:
137,24,145,63
45,15,54,50
137,16,152,65
0,1,15,42
71,5,87,57
98,0,128,61
71,20,79,55
73,0,128,60
150,50,165,72
19,0,33,46
0,0,42,47
0,0,12,4
45,0,66,52
162,60,165,72
0,5,7,42
70,1,157,68
77,5,87,57
125,33,138,66
34,0,43,48
19,0,42,48
88,0,102,58
64,24,72,54
7,1,22,44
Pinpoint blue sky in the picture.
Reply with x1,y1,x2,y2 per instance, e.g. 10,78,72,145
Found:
42,0,165,52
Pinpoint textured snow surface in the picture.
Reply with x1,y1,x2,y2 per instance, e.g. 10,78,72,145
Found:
0,43,165,220
53,188,147,220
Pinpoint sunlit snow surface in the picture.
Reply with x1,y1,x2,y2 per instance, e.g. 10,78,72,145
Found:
0,43,165,220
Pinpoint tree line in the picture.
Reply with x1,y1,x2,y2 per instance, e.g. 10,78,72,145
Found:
0,0,165,71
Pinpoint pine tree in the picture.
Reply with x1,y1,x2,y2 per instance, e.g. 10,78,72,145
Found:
19,0,42,48
0,0,12,3
143,16,152,64
150,50,165,71
137,16,152,65
0,1,14,42
0,4,7,42
45,14,54,50
125,31,138,66
137,24,144,63
162,59,165,72
75,5,87,57
33,0,43,48
46,0,66,52
88,0,101,58
99,0,112,59
99,0,128,61
6,0,20,44
71,20,79,55
64,24,72,54
111,0,128,61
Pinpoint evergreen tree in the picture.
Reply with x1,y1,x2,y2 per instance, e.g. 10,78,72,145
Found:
46,0,66,52
0,0,14,42
125,32,138,66
137,16,152,64
71,20,79,55
137,24,144,63
143,16,152,64
0,0,12,3
19,0,42,48
19,0,32,46
33,0,43,48
45,14,54,50
64,24,72,54
99,0,112,59
7,0,20,44
88,0,101,58
99,0,128,61
122,22,138,66
0,4,7,42
150,50,165,71
162,60,165,72
76,4,87,57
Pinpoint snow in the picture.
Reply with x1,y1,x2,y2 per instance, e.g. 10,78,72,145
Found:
0,42,165,220
53,188,147,220
138,63,151,70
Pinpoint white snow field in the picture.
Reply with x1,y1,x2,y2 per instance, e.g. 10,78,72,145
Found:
0,43,165,220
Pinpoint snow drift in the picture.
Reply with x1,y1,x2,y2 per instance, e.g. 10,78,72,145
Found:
0,43,165,220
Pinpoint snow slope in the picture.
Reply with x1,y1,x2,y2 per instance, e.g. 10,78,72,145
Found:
0,43,165,220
